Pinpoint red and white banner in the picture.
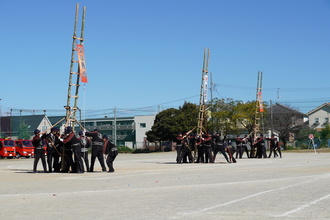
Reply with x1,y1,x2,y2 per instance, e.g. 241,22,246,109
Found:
76,44,88,83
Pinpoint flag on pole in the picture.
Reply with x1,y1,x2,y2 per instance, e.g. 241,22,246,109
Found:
76,44,88,83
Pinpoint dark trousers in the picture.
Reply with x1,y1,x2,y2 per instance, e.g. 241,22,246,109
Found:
268,146,278,158
242,145,250,158
182,149,193,163
196,145,204,163
275,147,282,158
81,149,90,172
47,147,54,172
73,145,84,173
235,145,242,158
53,150,61,172
33,149,47,172
62,149,75,173
90,145,106,171
213,145,229,163
176,145,183,163
106,154,117,172
205,145,213,163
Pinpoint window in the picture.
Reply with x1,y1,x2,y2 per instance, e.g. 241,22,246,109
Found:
140,123,146,128
325,118,329,123
315,118,319,124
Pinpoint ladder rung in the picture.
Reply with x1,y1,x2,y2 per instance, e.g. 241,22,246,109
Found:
70,72,79,75
70,83,80,87
68,95,79,98
72,36,84,41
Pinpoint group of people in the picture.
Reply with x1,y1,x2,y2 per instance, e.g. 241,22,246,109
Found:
174,132,282,164
32,127,118,173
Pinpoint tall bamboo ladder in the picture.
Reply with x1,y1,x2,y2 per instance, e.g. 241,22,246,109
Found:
65,4,86,129
252,71,263,156
195,48,210,161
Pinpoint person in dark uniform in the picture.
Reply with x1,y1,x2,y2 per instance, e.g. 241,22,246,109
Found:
32,129,47,173
44,127,60,173
274,138,282,158
61,133,75,173
52,128,62,172
212,133,230,163
235,135,243,159
226,140,237,163
182,134,193,163
254,134,265,158
195,135,204,163
266,134,278,158
174,133,184,164
241,135,250,158
103,135,118,172
63,126,84,173
79,130,91,172
85,129,107,172
202,133,213,163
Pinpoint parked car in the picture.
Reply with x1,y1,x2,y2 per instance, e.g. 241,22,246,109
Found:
15,139,34,158
0,138,16,158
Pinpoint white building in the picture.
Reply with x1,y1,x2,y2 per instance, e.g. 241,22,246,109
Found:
306,103,330,130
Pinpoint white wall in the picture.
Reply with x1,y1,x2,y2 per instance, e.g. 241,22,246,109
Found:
308,108,330,129
134,115,155,149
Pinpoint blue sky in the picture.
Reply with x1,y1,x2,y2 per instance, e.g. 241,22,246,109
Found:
1,0,330,117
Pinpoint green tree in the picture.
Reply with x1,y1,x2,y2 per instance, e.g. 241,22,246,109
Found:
146,102,199,142
18,121,30,139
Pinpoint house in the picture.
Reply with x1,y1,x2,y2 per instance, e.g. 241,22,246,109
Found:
1,115,52,139
306,103,330,130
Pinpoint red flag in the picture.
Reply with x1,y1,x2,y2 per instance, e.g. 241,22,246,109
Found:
76,44,88,83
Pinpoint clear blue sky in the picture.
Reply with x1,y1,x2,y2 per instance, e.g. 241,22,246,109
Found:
1,0,329,117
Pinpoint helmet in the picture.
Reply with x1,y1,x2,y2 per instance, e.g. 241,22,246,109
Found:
34,129,40,135
102,135,108,140
78,131,84,136
65,126,73,134
94,129,99,132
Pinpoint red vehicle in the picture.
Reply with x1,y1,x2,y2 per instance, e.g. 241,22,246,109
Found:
0,138,16,158
15,139,34,158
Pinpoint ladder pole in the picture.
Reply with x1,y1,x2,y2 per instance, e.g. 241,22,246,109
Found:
72,6,86,125
66,3,79,125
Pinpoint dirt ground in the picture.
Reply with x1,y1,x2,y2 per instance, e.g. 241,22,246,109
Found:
0,151,330,220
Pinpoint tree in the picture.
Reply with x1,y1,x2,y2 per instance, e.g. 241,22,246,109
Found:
209,98,239,136
18,121,30,139
146,102,199,143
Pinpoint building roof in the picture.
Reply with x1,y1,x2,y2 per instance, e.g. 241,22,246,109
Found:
270,103,306,116
9,115,47,131
306,103,330,116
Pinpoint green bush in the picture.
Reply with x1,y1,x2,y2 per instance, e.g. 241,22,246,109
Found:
117,145,133,153
132,148,150,153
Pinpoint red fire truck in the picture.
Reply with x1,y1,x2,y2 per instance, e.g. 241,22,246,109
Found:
0,138,16,158
15,139,34,158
